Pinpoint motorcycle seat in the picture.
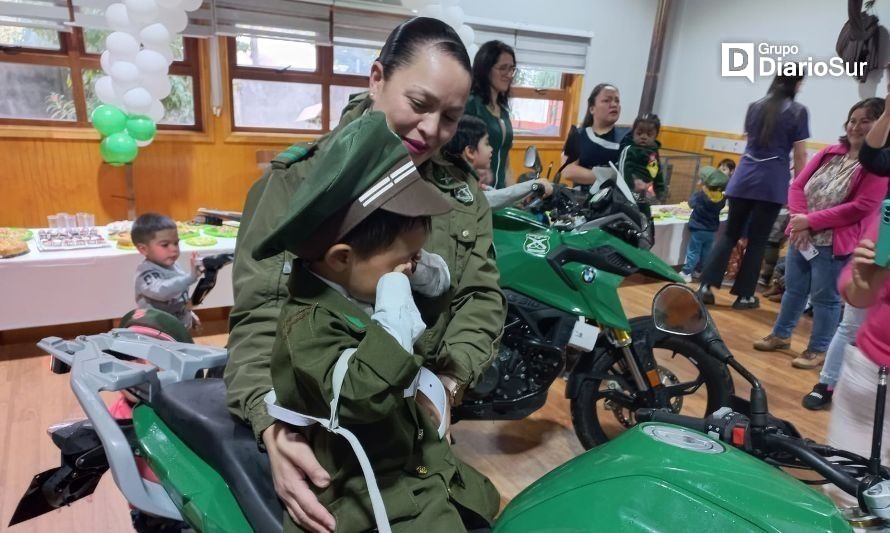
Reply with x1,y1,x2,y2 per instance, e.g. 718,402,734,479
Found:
153,378,283,533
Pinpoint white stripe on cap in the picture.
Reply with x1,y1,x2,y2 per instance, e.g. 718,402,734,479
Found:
359,158,416,207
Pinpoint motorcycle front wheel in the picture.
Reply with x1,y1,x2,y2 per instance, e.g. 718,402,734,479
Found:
570,316,733,449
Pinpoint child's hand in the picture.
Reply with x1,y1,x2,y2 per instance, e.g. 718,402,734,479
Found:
190,252,204,278
393,261,414,275
535,178,554,197
851,238,890,292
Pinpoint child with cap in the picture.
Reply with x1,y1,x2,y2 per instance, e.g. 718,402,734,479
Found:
443,115,553,209
254,111,499,533
132,213,203,328
681,166,729,283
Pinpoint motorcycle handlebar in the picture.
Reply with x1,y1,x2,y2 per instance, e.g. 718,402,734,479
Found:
635,408,709,434
763,432,861,497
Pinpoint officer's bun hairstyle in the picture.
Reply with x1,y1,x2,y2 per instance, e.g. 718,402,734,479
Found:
377,17,471,79
442,115,488,164
132,213,177,245
340,210,432,259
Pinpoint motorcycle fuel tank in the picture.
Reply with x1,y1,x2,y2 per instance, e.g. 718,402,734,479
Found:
494,423,850,533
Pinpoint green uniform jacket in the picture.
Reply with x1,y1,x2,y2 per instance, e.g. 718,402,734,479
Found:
225,92,507,443
464,93,513,190
271,267,500,532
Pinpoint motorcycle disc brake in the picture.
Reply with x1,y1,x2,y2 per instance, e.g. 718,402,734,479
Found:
657,365,683,413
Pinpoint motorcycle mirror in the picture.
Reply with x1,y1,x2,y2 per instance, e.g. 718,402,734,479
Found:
524,146,543,173
651,284,708,336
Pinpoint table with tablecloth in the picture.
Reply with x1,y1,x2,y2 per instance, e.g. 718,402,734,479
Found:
0,228,235,330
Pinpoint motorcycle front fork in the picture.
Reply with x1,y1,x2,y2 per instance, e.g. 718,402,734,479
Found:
608,328,662,394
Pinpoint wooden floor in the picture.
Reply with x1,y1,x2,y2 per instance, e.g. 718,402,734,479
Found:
0,282,833,532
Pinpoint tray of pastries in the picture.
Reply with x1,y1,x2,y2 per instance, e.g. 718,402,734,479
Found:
36,228,110,252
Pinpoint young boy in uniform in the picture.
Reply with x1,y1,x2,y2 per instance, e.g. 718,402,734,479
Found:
254,111,499,533
132,213,203,328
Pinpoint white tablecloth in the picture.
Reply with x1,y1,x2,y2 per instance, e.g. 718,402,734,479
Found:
1,228,235,330
652,217,693,267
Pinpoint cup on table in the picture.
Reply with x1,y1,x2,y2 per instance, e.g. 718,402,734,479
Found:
47,215,59,228
76,212,95,228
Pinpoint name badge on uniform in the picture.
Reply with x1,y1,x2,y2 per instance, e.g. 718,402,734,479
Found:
453,184,474,205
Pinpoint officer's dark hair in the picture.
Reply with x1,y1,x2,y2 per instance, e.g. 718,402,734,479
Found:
471,40,516,108
341,210,432,258
632,113,661,135
442,115,488,163
132,213,177,245
581,83,619,129
377,17,471,80
717,158,736,173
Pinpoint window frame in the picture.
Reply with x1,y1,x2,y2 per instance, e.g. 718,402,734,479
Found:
510,73,575,141
226,37,367,135
0,27,203,131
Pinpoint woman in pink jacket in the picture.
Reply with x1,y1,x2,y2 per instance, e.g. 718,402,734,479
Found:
754,97,888,369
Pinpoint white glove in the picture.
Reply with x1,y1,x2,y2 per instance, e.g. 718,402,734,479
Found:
372,272,426,352
410,250,451,298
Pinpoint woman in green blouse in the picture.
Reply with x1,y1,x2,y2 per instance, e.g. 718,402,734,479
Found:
465,40,515,189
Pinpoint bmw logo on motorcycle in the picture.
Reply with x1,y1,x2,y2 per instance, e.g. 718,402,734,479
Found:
581,267,596,283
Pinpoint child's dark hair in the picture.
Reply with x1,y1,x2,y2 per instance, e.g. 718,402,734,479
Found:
442,115,487,163
632,113,661,134
377,17,471,80
132,213,176,245
341,210,431,258
717,158,736,173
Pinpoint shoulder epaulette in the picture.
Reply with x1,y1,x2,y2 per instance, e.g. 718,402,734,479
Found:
271,142,317,169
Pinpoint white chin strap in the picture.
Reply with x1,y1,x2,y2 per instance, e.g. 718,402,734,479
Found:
264,349,448,533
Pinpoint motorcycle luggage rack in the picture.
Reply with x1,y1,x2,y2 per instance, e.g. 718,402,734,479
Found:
37,331,228,521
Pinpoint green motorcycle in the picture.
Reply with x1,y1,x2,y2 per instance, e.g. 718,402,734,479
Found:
10,286,890,532
456,147,733,448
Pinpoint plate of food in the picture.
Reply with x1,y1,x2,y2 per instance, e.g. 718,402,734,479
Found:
0,228,33,241
203,225,238,238
0,237,30,258
176,221,202,240
185,236,218,247
116,231,136,250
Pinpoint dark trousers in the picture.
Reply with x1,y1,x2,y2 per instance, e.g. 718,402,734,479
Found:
700,197,782,298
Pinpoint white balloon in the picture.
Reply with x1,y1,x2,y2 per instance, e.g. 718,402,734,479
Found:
123,87,153,114
418,4,443,19
145,44,174,65
105,3,133,32
156,0,182,8
110,60,141,85
440,0,457,6
468,44,479,61
147,99,165,121
125,0,159,24
136,138,154,147
100,50,113,75
139,23,172,48
457,24,475,49
142,75,172,99
135,49,168,74
112,77,138,95
95,75,122,106
181,0,202,11
106,32,140,60
443,6,463,28
157,7,188,33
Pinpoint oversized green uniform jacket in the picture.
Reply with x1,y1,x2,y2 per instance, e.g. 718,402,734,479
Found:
271,267,500,532
224,92,507,445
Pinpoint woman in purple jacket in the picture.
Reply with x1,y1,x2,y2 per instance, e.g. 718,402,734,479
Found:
753,97,888,370
697,73,810,309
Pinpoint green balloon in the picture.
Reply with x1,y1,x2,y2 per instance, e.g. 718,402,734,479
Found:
91,104,127,137
100,132,138,166
125,115,157,142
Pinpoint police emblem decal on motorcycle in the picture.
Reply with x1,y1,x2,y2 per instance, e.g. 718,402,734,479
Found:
453,184,474,205
523,234,550,256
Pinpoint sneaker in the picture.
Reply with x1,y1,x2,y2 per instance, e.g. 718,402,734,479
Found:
767,292,783,303
696,285,715,305
732,296,760,309
680,272,692,283
802,383,833,410
753,334,791,352
792,350,826,369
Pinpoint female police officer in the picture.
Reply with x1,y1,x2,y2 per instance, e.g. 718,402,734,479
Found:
224,17,505,532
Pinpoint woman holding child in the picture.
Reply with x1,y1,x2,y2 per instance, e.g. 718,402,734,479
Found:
225,18,505,532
